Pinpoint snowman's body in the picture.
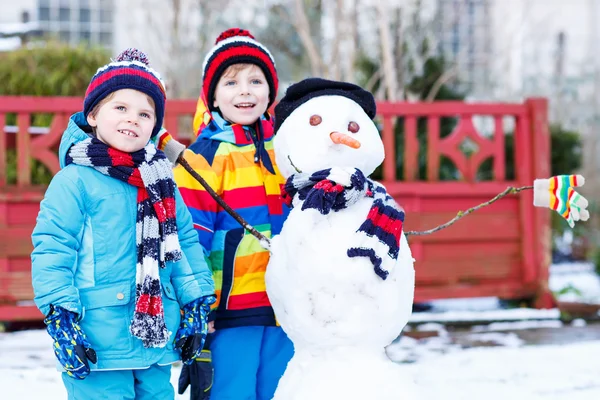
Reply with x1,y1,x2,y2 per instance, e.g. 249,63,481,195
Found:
265,92,416,399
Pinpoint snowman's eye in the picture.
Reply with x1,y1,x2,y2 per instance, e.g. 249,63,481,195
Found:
348,121,360,133
309,115,322,126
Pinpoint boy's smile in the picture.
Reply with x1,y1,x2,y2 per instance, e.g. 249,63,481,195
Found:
213,64,270,126
86,89,156,152
118,128,139,137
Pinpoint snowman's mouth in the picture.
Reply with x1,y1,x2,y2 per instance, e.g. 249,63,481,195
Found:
235,103,256,109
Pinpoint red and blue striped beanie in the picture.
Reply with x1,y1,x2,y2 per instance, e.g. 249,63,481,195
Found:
202,28,278,113
83,48,166,138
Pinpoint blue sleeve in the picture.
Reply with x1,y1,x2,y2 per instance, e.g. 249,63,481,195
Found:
170,187,215,306
31,171,85,317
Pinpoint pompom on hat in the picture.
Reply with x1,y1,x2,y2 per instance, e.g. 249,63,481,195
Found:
83,48,166,138
202,28,278,113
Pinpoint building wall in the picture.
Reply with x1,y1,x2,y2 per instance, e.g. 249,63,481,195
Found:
436,0,492,96
0,0,37,24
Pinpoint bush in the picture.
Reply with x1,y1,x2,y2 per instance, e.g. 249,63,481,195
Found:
1,42,109,185
0,41,109,97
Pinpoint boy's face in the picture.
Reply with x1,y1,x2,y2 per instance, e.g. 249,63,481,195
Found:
87,89,156,153
213,64,270,126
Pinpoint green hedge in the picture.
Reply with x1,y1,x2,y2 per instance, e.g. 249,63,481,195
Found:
0,42,109,97
2,43,109,185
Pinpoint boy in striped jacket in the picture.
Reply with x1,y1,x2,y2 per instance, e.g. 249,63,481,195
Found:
159,28,294,400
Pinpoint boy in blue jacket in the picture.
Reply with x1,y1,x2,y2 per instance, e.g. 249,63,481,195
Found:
31,48,215,400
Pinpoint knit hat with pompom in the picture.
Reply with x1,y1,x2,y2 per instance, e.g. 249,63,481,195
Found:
202,28,278,113
83,48,166,137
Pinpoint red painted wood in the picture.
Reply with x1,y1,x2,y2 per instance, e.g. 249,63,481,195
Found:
382,116,395,181
0,96,553,320
493,116,506,180
0,305,42,322
527,98,553,308
404,116,418,181
0,113,5,188
377,101,527,116
427,116,440,181
16,113,31,186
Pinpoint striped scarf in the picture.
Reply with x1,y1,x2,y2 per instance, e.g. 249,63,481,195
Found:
282,167,404,280
66,137,181,348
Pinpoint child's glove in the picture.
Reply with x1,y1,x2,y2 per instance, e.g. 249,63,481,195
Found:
533,174,590,228
156,128,186,166
44,305,97,380
174,295,216,365
177,348,213,399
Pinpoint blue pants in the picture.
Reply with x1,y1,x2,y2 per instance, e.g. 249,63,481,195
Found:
210,326,294,400
61,364,173,400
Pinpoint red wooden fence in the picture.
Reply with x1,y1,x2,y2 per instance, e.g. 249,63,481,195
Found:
0,96,552,322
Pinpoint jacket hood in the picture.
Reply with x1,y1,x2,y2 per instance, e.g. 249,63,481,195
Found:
59,112,94,169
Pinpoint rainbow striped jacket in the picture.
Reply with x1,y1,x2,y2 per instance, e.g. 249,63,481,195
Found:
163,97,289,329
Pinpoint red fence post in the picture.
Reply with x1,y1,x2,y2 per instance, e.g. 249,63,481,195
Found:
526,98,554,308
0,113,5,188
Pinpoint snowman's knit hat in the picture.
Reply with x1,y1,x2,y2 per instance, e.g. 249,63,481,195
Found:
274,78,377,134
83,48,166,138
202,28,278,113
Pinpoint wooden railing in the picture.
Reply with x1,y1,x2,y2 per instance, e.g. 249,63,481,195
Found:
0,96,551,321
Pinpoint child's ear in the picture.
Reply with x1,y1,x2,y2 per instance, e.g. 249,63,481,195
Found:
86,113,98,127
213,99,219,109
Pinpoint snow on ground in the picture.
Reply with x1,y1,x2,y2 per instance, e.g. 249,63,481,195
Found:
1,328,599,400
549,262,600,303
2,262,599,399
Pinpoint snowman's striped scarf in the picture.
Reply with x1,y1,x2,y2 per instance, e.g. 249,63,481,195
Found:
282,167,404,280
66,137,182,348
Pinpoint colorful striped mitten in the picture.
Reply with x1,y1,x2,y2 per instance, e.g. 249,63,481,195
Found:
533,174,590,228
174,295,216,365
44,305,97,380
155,127,186,166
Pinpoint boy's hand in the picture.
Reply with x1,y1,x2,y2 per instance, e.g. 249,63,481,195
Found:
533,174,590,228
174,295,216,365
208,321,215,333
44,305,97,380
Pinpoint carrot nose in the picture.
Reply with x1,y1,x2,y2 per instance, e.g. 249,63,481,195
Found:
330,132,361,149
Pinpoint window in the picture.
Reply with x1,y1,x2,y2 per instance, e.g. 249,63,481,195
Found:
80,30,91,42
59,30,70,42
79,8,90,23
59,7,70,22
99,31,112,45
39,7,50,21
99,9,112,23
36,0,114,48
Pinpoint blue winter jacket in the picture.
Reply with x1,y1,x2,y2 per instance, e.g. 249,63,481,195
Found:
31,112,215,371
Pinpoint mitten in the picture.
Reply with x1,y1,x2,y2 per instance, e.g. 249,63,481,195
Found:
177,348,213,399
44,305,97,380
156,128,186,165
174,295,216,365
533,174,590,228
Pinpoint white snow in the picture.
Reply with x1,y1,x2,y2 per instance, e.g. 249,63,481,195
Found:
549,262,600,303
2,328,599,399
1,261,599,399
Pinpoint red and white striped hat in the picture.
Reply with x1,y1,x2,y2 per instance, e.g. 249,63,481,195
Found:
202,28,278,113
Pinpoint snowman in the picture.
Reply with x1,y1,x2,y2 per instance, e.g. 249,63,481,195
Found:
265,78,417,400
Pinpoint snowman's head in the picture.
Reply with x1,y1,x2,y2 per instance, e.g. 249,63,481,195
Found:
274,79,384,178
